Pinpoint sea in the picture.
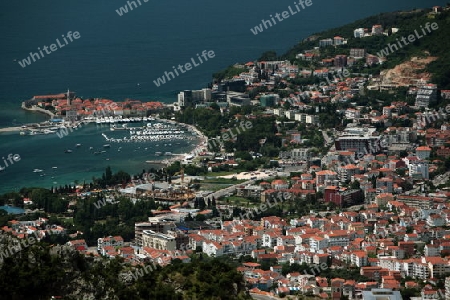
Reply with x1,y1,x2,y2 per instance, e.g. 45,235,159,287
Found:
0,0,447,194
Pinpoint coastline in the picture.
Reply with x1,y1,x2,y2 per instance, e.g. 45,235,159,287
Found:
7,104,209,169
0,126,23,133
21,101,55,118
152,115,209,166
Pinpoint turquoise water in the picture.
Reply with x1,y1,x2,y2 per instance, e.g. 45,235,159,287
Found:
0,122,199,194
0,206,26,215
0,0,446,193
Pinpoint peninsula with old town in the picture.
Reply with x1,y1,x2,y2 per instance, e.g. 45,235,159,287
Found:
1,5,450,300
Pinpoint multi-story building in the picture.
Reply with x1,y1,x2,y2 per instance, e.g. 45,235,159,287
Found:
345,108,360,119
371,25,383,35
135,220,176,247
354,28,365,38
334,55,347,67
309,236,329,252
236,185,263,199
142,230,176,251
334,36,345,46
279,148,311,161
376,178,394,194
316,171,338,186
396,195,434,209
324,187,363,207
97,236,124,252
351,251,368,267
427,214,446,227
415,84,438,107
260,94,279,107
361,289,402,300
177,88,212,107
427,258,450,278
445,277,450,300
335,136,382,154
305,114,319,124
415,146,432,160
412,261,430,279
319,38,333,47
408,160,429,180
338,164,360,182
350,48,366,58
324,232,349,247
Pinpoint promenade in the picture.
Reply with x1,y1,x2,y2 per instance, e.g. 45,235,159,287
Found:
21,102,55,118
0,127,22,133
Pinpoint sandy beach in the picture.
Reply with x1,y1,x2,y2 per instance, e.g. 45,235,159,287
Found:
218,170,274,180
0,126,23,133
154,116,209,164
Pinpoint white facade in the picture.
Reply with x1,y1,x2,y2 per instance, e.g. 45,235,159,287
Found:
202,241,224,257
345,108,360,119
309,237,328,252
354,28,365,38
408,160,429,180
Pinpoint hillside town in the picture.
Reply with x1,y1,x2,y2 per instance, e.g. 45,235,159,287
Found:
1,4,450,300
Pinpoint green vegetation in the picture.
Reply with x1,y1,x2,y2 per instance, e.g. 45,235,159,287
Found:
0,239,250,300
283,8,450,89
73,196,157,245
213,65,248,82
92,166,131,188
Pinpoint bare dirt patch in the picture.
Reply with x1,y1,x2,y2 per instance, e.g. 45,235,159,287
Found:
380,54,438,86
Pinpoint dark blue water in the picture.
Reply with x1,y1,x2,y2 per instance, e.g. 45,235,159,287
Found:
0,0,446,192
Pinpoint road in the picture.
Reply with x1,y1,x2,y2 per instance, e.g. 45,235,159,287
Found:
206,179,255,200
250,293,279,300
205,169,294,200
432,171,450,186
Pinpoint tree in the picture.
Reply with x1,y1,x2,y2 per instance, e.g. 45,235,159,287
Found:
105,166,113,184
210,103,220,111
195,214,206,221
350,180,360,189
258,51,278,61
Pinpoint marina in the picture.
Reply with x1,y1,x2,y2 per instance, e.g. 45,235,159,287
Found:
7,115,160,136
0,96,208,193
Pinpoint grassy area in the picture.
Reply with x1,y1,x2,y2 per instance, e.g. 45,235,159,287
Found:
207,171,238,177
199,177,247,192
202,178,246,184
221,196,260,207
58,217,73,226
201,184,234,192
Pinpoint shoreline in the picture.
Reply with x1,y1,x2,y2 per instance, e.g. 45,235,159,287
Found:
152,115,209,166
0,103,55,133
3,97,209,171
5,105,209,169
21,102,55,118
0,126,23,133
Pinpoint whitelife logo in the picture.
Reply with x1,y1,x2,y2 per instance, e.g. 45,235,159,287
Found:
0,154,21,171
115,0,149,16
250,0,313,35
18,31,81,68
153,50,215,87
376,22,438,58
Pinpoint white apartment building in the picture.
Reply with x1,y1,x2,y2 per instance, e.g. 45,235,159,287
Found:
324,233,349,247
408,160,429,180
345,108,360,119
142,230,176,251
412,261,430,279
309,236,328,252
